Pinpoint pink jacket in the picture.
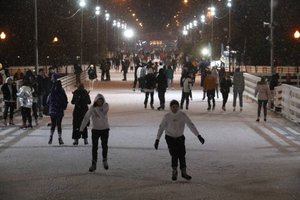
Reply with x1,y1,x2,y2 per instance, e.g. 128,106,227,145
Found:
255,82,272,100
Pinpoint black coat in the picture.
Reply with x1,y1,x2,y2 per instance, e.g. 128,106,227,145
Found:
71,89,91,125
220,78,232,94
156,70,167,92
1,83,17,101
88,68,97,80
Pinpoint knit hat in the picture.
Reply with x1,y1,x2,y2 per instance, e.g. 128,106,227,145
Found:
52,73,60,80
170,99,179,107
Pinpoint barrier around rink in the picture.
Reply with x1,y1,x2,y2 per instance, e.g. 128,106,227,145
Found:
281,84,300,123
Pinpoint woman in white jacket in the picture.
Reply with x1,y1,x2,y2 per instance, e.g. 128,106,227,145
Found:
80,93,110,172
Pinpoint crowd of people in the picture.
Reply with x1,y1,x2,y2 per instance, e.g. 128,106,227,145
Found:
0,49,279,181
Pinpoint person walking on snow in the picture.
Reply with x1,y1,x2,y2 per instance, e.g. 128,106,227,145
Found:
154,100,205,181
79,94,110,172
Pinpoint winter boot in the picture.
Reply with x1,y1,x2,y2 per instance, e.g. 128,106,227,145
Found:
181,168,192,180
144,104,147,109
73,139,79,145
84,138,88,145
172,167,178,181
48,130,54,145
103,158,109,170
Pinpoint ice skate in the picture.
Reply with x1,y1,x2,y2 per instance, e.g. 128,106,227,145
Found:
84,138,88,145
48,135,53,145
172,168,178,181
58,137,64,145
181,168,192,180
4,119,7,126
9,119,15,125
103,158,109,170
73,139,79,145
89,165,97,172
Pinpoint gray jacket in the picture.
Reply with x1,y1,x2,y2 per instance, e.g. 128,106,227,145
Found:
255,82,272,100
233,72,245,93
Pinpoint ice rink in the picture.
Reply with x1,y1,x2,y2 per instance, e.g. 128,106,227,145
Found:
0,71,300,200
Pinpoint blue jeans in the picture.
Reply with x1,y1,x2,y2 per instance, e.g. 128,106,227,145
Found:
233,92,243,107
167,78,174,88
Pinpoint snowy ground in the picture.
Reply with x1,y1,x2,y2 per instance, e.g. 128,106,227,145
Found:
0,71,300,200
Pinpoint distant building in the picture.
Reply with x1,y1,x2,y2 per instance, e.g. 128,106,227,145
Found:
135,32,178,51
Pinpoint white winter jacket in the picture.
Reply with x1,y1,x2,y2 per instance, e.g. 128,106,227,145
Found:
80,94,109,131
157,110,199,140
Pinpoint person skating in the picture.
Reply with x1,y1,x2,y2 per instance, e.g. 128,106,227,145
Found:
1,77,17,126
144,68,156,109
203,71,216,111
46,80,68,145
156,68,167,110
80,94,110,172
220,73,232,111
180,72,192,110
154,100,205,181
232,68,245,111
17,77,34,129
255,77,272,122
71,84,91,145
88,64,97,90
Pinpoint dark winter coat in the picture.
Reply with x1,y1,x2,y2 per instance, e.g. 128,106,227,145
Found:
47,83,68,117
144,73,156,92
220,78,232,94
36,74,45,96
1,82,17,101
88,68,97,80
232,71,245,93
71,89,91,124
156,69,167,93
269,73,279,90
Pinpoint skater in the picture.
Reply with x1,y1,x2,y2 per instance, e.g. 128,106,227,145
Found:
232,68,245,111
17,78,34,129
220,73,232,111
180,72,192,110
80,94,110,172
154,99,205,181
211,66,219,98
255,77,272,122
1,77,17,126
71,83,91,145
156,68,167,110
166,65,174,90
144,68,156,109
203,71,216,111
88,64,97,90
47,80,68,145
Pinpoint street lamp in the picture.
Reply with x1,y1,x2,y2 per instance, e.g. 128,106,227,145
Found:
105,13,110,51
210,6,216,61
294,30,300,39
200,14,205,40
0,32,6,40
95,6,100,65
79,0,86,70
227,0,232,72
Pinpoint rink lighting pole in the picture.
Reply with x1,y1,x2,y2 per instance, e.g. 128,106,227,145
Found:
34,0,38,75
227,0,232,72
270,0,274,74
95,6,100,66
79,0,86,69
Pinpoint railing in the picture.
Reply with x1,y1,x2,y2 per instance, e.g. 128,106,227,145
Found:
243,73,261,101
238,66,300,74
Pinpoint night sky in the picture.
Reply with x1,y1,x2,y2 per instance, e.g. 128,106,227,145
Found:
0,0,299,66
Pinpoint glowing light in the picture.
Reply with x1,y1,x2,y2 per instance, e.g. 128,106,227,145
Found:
0,32,6,40
95,6,100,15
294,30,300,39
124,29,134,38
53,37,58,43
79,0,86,8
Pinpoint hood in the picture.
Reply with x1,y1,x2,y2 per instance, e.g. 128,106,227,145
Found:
94,93,106,104
257,81,267,85
6,77,12,83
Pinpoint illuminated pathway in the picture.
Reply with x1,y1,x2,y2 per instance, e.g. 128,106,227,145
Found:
0,71,299,200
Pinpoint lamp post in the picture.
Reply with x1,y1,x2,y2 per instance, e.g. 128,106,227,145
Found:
105,13,110,51
270,0,274,74
117,21,121,51
34,0,38,75
95,6,100,65
201,14,205,40
79,0,86,69
227,0,232,72
211,6,216,61
124,29,134,50
0,32,6,40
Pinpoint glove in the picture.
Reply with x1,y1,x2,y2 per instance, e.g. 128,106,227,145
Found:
198,135,205,145
154,139,159,150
